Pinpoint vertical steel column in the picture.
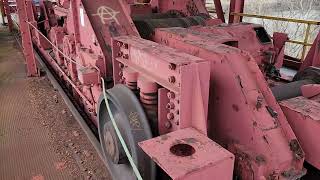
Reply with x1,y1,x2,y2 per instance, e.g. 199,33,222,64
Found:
3,0,13,31
0,0,5,25
17,0,38,77
213,0,225,23
229,0,245,23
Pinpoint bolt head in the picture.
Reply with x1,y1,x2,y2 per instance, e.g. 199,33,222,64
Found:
167,92,175,99
165,121,172,129
167,113,174,120
168,76,176,83
168,63,176,70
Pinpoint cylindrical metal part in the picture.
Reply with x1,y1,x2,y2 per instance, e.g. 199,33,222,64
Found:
271,79,315,101
271,67,320,101
134,15,209,39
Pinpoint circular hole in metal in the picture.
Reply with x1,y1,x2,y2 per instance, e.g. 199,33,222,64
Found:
170,144,195,157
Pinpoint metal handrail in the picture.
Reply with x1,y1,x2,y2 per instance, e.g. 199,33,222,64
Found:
231,12,320,60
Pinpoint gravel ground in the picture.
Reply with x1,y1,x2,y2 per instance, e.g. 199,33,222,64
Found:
26,74,111,180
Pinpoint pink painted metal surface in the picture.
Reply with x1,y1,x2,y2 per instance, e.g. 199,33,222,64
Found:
156,0,208,16
139,128,235,180
191,24,280,72
301,84,320,98
213,0,225,23
16,0,38,77
273,32,288,69
154,27,305,179
280,96,320,170
300,31,320,71
112,36,211,135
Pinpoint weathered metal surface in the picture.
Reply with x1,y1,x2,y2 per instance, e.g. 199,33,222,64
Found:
12,0,320,179
300,31,320,71
139,128,235,180
280,96,320,170
301,84,320,98
16,0,38,77
112,36,210,135
154,27,305,179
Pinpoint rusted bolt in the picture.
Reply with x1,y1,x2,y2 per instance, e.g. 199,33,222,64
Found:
168,76,176,83
119,71,123,76
117,51,123,57
123,54,129,59
119,63,124,68
168,63,176,70
117,41,123,47
175,120,179,125
166,102,175,109
167,113,174,120
167,92,175,99
165,121,172,129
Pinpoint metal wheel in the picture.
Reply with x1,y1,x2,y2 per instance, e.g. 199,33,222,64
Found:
97,84,156,180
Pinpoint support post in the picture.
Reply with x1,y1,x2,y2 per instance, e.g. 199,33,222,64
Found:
229,0,245,23
213,0,225,23
3,0,13,31
0,0,5,25
17,0,39,77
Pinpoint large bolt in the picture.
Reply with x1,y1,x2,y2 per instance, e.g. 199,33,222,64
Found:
165,121,172,129
168,76,176,83
119,63,124,68
117,51,123,57
123,54,129,59
166,102,175,109
117,41,123,47
168,63,176,70
167,113,174,120
167,92,175,99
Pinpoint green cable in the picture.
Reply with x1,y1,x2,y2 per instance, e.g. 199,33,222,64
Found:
101,78,143,180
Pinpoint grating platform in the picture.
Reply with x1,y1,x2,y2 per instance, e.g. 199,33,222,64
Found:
0,27,109,179
0,26,74,180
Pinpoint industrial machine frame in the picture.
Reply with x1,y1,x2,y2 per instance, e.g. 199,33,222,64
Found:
5,0,320,179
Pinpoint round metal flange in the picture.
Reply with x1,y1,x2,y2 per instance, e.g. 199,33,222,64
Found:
97,84,156,180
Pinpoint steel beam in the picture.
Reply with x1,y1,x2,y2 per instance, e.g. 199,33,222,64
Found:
229,0,245,23
213,0,225,23
3,0,13,31
16,0,38,77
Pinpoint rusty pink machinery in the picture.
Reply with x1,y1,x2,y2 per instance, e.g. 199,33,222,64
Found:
7,0,320,179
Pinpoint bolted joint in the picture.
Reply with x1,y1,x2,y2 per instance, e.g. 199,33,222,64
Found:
167,92,175,99
168,63,176,70
168,76,176,83
166,102,175,109
165,121,172,129
167,113,174,120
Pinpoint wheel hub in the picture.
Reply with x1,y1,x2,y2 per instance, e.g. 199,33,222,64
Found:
103,121,126,164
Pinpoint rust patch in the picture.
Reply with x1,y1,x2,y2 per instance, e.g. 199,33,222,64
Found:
289,139,304,160
182,138,198,144
255,155,266,166
232,104,239,112
160,134,170,141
